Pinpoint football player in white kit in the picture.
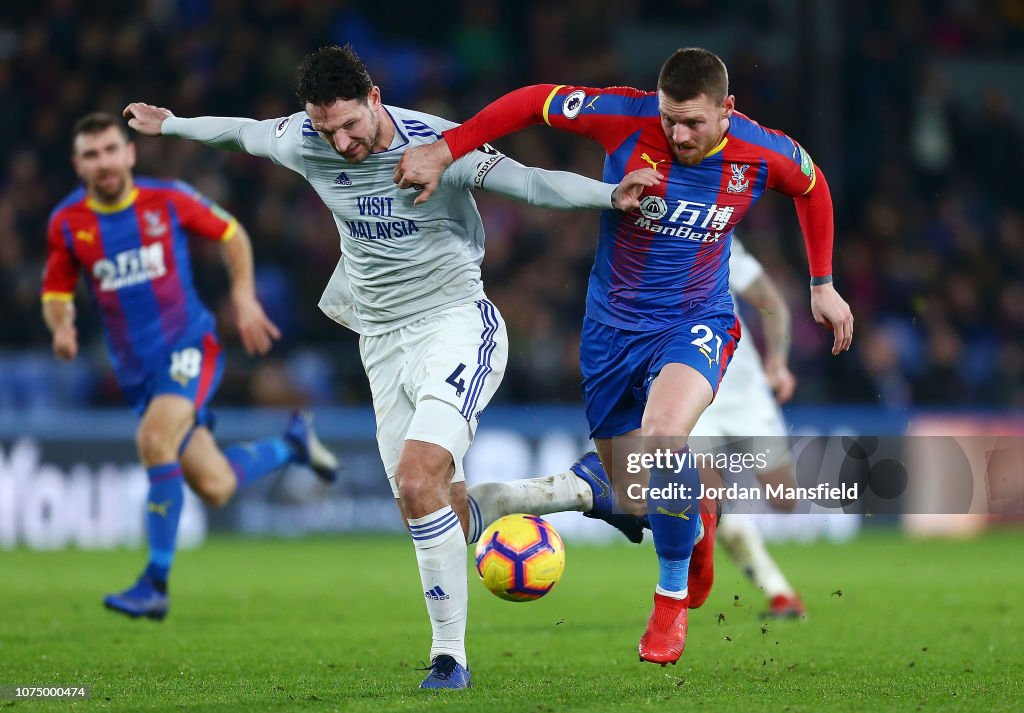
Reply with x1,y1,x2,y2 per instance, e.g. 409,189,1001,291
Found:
123,45,660,689
686,238,806,618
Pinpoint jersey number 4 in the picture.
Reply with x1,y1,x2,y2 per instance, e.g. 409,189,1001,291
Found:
446,363,467,397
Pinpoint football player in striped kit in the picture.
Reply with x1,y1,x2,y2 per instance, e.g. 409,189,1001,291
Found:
43,113,339,621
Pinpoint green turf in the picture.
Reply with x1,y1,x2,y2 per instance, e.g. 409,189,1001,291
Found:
2,529,1022,712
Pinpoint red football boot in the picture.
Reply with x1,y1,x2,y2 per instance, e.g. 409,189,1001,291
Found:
767,593,807,619
686,501,719,609
638,592,689,666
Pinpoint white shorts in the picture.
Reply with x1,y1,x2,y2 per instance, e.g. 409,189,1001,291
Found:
359,297,508,497
689,344,790,471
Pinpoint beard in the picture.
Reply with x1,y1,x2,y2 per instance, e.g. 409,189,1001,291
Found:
91,172,128,203
672,145,704,166
339,140,374,163
337,114,381,163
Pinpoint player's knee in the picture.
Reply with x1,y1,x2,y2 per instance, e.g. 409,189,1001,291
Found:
639,419,690,449
396,445,453,509
181,459,237,507
195,480,234,508
396,470,441,508
135,426,178,467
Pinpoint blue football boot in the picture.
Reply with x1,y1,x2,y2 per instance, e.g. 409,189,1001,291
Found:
285,411,340,483
418,655,472,689
570,451,645,544
103,575,168,620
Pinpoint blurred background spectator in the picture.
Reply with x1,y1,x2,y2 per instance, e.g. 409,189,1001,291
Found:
1,0,1022,410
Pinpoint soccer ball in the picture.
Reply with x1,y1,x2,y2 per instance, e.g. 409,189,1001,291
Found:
474,514,566,602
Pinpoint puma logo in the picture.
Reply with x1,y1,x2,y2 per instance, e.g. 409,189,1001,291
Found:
641,152,665,171
655,504,693,520
148,500,172,517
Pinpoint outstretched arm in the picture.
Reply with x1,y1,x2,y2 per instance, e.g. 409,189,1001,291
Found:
471,157,661,211
123,103,292,165
396,84,644,204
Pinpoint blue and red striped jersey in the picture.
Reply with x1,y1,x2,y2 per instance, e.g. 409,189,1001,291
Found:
444,84,822,330
42,177,237,384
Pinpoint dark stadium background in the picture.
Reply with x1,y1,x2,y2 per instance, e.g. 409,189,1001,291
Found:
2,0,1022,411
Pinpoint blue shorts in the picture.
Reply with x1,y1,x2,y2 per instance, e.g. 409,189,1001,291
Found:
120,331,224,429
580,313,741,439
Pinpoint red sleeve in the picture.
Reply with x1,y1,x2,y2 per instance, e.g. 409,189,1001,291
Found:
41,213,80,301
169,183,238,242
443,84,651,158
792,165,833,278
752,127,832,278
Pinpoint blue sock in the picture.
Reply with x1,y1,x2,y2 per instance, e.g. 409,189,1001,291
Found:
144,463,185,584
646,448,702,596
223,437,296,489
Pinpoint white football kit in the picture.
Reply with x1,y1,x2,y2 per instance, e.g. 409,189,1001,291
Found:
164,107,618,493
689,238,789,469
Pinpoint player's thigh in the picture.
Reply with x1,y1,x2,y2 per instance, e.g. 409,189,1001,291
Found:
179,426,236,507
644,363,713,447
405,299,509,484
359,332,416,497
643,313,741,445
136,394,198,465
580,317,647,440
151,332,225,427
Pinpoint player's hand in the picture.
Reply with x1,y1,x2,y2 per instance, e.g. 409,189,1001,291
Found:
810,283,854,355
52,326,78,361
611,168,664,211
233,294,281,356
122,102,174,136
393,139,454,205
764,357,796,403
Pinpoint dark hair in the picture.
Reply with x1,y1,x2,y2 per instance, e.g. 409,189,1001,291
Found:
72,112,130,144
295,44,374,107
657,48,729,103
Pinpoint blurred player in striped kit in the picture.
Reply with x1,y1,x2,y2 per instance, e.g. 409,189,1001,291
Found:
42,113,339,621
124,45,658,688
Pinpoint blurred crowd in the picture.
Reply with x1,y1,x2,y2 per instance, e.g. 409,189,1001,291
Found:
1,0,1022,410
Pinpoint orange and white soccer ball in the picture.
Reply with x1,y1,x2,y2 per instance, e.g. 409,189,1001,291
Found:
474,514,566,602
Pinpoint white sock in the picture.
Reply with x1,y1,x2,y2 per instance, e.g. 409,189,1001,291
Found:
466,472,592,544
655,584,689,600
408,506,468,667
717,514,794,598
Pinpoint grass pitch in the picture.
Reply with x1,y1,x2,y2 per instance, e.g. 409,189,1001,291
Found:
2,529,1022,712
